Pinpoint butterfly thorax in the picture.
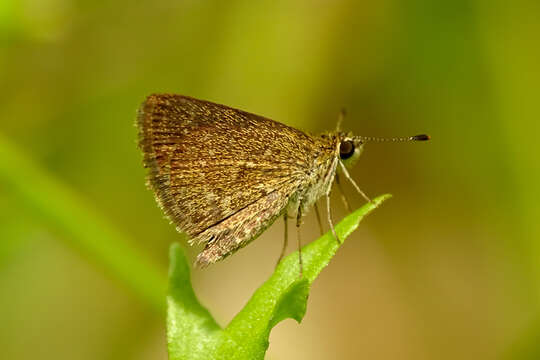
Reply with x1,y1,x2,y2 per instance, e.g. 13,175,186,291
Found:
290,132,340,216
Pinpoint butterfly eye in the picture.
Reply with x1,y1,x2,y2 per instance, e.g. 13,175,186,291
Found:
339,140,355,160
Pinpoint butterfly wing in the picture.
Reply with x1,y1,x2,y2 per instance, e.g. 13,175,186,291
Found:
137,94,319,265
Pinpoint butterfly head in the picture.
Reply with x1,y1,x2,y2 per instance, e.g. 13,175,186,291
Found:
337,134,364,169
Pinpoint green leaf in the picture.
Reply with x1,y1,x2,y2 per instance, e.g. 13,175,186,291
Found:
167,194,391,360
167,244,221,359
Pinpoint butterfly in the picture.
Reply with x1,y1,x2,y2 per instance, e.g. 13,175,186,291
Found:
137,94,429,274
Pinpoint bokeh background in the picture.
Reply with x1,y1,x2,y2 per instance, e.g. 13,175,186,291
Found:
1,1,539,359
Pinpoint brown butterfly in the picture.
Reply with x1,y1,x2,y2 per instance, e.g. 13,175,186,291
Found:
137,94,429,274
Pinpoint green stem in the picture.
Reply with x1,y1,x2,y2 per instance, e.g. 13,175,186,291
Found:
0,134,167,313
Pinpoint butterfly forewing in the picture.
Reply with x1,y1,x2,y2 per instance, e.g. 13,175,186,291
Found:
137,94,327,265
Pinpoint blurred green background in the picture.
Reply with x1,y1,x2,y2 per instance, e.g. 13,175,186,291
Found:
1,0,539,359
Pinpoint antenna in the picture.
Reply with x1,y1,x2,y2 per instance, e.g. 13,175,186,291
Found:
335,108,347,132
358,134,430,143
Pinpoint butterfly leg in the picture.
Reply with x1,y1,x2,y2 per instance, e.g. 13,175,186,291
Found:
326,191,341,244
276,212,288,268
313,203,324,236
338,160,371,203
296,206,304,277
335,173,352,212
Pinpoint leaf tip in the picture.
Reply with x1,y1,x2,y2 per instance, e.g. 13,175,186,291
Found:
373,193,392,205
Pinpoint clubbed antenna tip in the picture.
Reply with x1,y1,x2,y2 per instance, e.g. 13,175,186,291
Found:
411,134,430,141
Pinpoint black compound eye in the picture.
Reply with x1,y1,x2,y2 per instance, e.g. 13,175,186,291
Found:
339,140,355,159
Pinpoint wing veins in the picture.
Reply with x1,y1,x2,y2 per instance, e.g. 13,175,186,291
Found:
192,188,282,238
